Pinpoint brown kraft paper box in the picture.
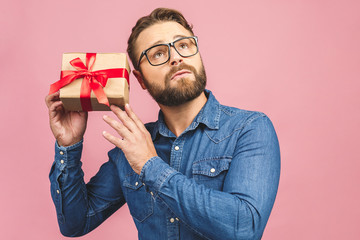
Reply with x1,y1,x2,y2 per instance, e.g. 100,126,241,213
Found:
60,53,130,111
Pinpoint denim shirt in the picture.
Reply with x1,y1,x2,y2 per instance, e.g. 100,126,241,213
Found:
49,90,280,240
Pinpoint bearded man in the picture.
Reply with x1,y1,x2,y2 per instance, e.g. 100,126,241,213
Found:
46,8,280,240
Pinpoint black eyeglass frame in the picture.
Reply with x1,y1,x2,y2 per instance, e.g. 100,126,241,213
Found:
137,36,199,68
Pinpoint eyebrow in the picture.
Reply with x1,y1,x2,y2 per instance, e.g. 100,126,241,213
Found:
148,34,189,48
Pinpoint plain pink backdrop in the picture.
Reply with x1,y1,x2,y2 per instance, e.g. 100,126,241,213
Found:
1,0,359,239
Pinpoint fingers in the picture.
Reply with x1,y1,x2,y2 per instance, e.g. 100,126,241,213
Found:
102,130,125,148
45,91,60,108
103,104,149,148
110,105,139,133
124,104,147,132
49,100,64,119
103,114,132,140
46,91,65,118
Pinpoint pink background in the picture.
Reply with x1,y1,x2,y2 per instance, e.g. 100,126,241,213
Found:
1,0,359,239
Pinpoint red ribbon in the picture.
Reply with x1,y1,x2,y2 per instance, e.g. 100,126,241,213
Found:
49,53,129,111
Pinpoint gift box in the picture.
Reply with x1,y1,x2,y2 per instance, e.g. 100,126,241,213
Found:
49,53,130,111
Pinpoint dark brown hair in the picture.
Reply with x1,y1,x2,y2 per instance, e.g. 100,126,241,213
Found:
127,8,194,70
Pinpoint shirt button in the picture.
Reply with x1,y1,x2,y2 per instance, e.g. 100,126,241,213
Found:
60,160,64,164
135,182,138,186
59,151,64,155
210,168,216,173
175,218,179,221
174,146,180,151
56,190,60,194
170,218,175,223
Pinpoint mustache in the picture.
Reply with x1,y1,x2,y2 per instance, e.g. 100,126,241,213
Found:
165,63,197,82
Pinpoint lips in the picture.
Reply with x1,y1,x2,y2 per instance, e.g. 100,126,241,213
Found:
170,70,191,80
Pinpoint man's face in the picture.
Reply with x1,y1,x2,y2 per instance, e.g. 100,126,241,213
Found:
134,21,206,106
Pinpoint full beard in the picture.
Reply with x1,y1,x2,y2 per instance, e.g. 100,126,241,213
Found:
142,62,207,106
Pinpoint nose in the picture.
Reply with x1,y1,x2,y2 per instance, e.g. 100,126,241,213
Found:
169,46,183,66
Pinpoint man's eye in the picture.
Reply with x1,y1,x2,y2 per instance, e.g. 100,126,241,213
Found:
153,51,164,59
179,43,189,49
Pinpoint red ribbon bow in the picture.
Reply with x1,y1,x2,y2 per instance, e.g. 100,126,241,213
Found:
49,53,129,111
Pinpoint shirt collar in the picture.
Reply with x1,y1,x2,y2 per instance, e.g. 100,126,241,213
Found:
150,89,220,140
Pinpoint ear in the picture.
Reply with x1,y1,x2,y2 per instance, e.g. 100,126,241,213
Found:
133,70,147,90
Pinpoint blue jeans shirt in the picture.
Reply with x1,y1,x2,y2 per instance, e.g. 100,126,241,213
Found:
49,90,280,240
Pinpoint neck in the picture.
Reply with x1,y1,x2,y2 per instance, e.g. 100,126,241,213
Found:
158,92,208,137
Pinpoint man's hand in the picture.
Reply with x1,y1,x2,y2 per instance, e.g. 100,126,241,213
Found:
102,104,157,175
45,91,88,147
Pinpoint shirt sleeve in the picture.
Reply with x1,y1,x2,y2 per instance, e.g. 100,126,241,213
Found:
49,140,126,237
139,114,281,240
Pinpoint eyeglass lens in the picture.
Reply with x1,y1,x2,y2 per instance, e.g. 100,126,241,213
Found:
147,37,197,66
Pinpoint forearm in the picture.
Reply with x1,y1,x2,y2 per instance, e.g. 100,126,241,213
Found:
49,140,88,236
49,141,125,237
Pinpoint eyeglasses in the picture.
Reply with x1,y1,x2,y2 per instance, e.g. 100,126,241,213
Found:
137,36,199,68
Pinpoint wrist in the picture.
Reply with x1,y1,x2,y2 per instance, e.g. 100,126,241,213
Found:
57,138,83,147
134,155,157,175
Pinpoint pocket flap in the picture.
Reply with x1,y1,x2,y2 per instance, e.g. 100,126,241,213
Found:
123,173,144,190
192,157,231,177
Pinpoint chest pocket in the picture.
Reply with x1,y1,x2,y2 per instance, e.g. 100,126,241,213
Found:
192,157,231,191
123,173,153,222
